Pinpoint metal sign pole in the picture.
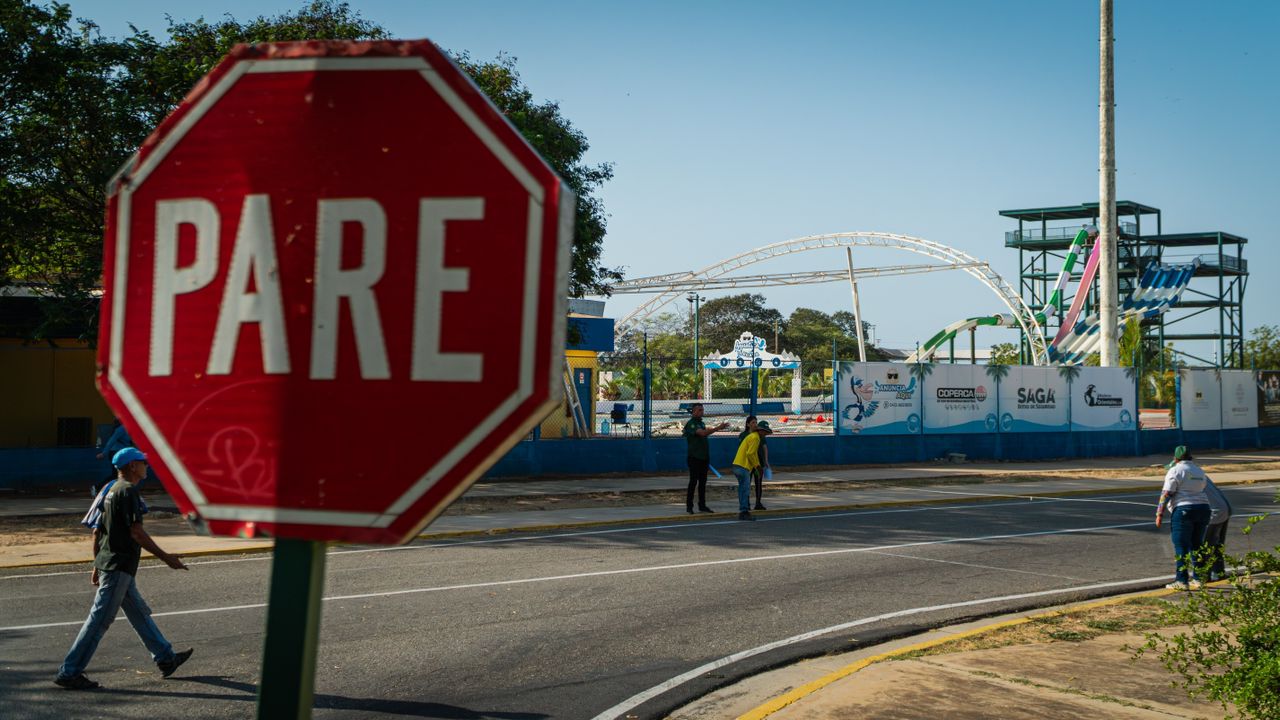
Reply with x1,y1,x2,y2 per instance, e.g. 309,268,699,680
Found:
257,538,327,720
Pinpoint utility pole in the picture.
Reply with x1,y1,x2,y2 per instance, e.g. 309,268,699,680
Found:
687,292,702,369
773,317,780,351
1098,0,1119,366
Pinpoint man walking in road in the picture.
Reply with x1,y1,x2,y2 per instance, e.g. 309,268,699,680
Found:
54,447,193,690
684,403,729,514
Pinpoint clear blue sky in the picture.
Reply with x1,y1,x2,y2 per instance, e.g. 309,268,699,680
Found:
67,0,1279,362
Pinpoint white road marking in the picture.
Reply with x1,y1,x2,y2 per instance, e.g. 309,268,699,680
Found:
863,549,1085,581
588,573,1174,720
0,519,1147,632
3,493,1273,583
0,496,1111,581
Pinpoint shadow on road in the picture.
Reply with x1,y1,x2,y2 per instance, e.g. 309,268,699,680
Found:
168,675,552,719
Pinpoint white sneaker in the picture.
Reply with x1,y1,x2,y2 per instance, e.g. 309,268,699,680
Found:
1188,579,1203,590
1165,581,1189,591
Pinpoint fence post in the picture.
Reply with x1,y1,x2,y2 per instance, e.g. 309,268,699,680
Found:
642,335,652,440
749,366,758,417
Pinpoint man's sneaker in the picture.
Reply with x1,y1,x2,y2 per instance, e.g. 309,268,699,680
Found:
158,648,193,678
54,673,100,690
754,503,767,511
697,506,715,513
1209,572,1224,582
738,512,755,521
1188,579,1203,590
1165,581,1189,591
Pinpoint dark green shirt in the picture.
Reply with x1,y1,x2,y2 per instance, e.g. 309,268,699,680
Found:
95,481,144,576
683,417,709,460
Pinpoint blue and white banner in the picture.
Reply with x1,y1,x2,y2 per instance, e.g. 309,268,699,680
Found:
998,366,1069,432
1071,367,1135,432
836,362,921,435
1179,369,1222,431
922,364,999,434
1221,370,1258,430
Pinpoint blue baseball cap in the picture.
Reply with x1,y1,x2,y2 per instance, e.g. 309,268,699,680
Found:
112,447,148,469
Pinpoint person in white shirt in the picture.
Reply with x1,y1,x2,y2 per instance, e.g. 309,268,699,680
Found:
1202,477,1233,582
1155,446,1212,590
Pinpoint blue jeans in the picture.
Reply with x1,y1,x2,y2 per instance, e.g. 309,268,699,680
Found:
732,466,752,513
1170,504,1211,583
58,570,174,678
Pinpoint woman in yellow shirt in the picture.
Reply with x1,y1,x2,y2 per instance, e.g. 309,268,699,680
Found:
731,421,771,520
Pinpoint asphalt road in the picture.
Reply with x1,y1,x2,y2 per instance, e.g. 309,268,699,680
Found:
2,484,1278,720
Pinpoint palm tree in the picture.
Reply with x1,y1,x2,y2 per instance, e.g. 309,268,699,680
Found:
984,363,1010,384
1058,364,1082,430
910,362,933,432
984,363,1010,433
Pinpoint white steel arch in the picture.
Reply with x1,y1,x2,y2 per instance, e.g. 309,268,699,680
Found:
614,232,1048,364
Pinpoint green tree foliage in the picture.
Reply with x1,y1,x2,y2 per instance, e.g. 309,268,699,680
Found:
1245,325,1280,370
452,52,620,297
782,307,885,367
1138,505,1280,720
614,311,692,359
1,0,618,339
697,293,783,356
989,342,1019,365
0,0,161,335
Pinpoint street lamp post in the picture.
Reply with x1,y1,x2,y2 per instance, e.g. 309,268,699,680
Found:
687,292,702,369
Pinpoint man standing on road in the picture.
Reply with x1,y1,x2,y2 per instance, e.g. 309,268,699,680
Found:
684,403,729,514
1154,446,1212,591
54,447,193,690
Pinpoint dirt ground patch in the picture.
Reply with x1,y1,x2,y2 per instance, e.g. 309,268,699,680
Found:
894,596,1181,659
0,512,188,547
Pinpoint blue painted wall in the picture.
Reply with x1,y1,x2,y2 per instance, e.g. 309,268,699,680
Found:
5,427,1280,490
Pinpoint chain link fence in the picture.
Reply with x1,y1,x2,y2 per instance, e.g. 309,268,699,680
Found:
540,353,836,440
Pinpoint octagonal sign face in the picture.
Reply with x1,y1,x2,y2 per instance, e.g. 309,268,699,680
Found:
97,41,572,544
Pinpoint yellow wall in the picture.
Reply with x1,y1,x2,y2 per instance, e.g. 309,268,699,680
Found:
0,339,114,447
539,350,600,438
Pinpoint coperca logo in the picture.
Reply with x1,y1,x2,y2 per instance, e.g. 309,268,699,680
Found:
937,387,976,401
975,385,987,402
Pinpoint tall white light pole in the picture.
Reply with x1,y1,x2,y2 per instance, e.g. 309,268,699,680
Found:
1098,0,1119,366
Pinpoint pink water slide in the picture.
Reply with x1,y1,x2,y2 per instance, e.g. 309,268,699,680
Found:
1051,241,1102,349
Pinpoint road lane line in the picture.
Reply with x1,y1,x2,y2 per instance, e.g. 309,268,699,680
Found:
0,496,1114,581
588,573,1175,720
862,549,1085,581
4,495,1272,583
0,519,1148,632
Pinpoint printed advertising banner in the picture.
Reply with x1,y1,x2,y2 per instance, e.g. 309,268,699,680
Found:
837,362,921,435
1071,367,1135,432
1179,369,1222,431
923,364,999,434
1220,370,1258,430
1259,371,1280,427
998,366,1069,432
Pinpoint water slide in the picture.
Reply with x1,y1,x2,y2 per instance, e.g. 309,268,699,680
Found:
1047,259,1200,365
906,227,1096,363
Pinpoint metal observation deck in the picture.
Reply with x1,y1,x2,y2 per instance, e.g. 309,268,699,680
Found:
1000,201,1248,367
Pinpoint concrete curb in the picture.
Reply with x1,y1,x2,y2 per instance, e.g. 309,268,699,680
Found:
733,585,1207,720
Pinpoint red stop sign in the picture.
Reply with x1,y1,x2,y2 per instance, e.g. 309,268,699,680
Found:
97,41,571,544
